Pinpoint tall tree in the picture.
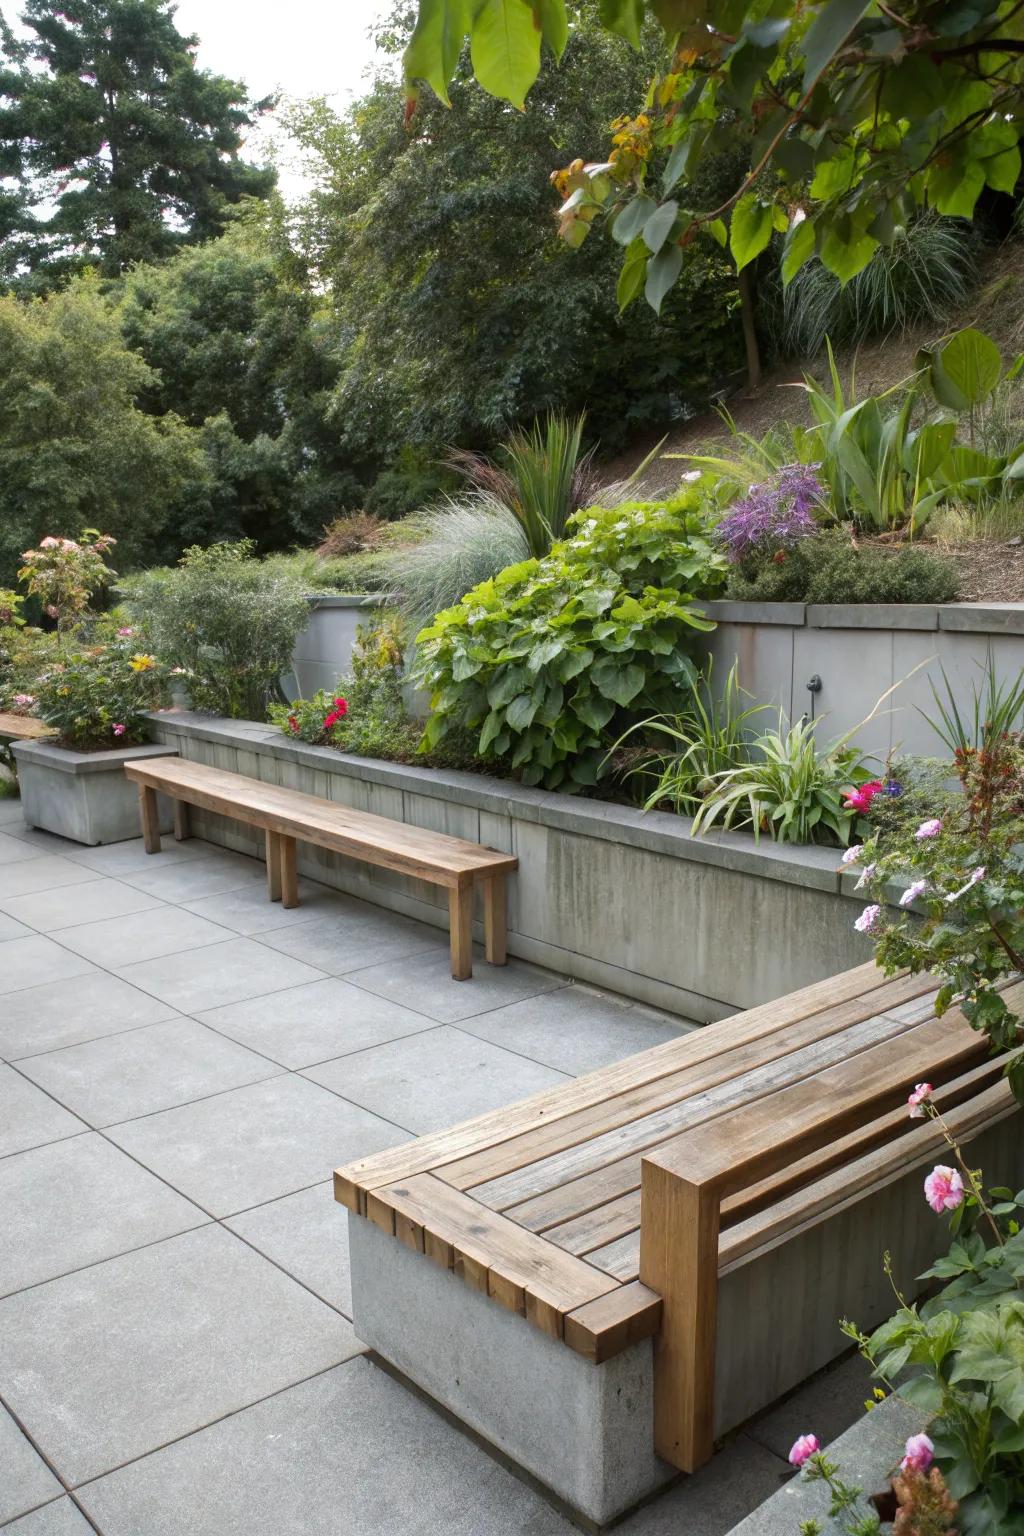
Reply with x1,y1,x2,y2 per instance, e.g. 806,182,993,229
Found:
0,0,275,286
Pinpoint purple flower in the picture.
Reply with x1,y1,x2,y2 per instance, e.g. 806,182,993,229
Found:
716,464,825,563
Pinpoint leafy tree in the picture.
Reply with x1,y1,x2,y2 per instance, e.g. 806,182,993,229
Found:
0,0,275,286
400,0,1024,308
0,276,208,584
287,4,744,510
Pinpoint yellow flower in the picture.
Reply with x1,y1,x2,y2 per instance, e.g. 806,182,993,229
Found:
129,653,156,672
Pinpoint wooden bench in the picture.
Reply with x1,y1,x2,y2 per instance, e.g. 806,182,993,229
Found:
335,962,1022,1519
124,756,518,979
0,711,56,772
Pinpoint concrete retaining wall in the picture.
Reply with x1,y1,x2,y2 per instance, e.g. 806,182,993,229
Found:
146,712,879,1021
283,594,390,700
699,601,1024,759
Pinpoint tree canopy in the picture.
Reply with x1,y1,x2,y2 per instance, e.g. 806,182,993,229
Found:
400,0,1024,304
0,0,275,286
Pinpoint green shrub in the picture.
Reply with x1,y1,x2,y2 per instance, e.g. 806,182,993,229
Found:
33,640,169,749
126,541,311,719
262,549,395,596
725,533,959,605
413,490,728,790
388,496,531,631
781,216,977,358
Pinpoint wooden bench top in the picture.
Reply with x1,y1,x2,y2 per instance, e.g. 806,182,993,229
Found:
125,757,518,885
336,961,1007,1361
0,712,55,741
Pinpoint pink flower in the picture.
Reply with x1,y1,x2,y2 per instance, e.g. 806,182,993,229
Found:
39,536,60,549
841,844,864,866
901,1433,934,1473
117,626,134,637
899,879,929,908
854,863,877,890
908,1083,933,1119
915,818,943,840
924,1165,964,1213
12,693,35,708
854,903,882,934
844,780,884,813
788,1433,820,1468
112,723,126,737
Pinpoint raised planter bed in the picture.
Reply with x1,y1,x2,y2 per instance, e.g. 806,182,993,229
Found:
147,711,881,1020
283,593,390,700
12,739,178,845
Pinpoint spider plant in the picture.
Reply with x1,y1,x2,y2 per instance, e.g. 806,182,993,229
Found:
922,660,1024,756
610,661,766,813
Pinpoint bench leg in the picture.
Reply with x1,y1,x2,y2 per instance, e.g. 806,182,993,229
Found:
137,785,161,855
639,1160,719,1474
266,830,282,902
172,799,190,843
280,835,299,909
448,883,474,980
482,874,507,967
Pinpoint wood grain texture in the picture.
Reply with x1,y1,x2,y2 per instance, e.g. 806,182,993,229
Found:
448,883,474,980
0,712,56,741
137,783,161,854
563,1282,662,1363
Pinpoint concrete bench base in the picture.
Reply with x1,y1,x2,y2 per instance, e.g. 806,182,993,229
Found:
348,1215,675,1527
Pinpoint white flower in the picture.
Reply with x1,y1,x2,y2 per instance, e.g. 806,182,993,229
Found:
899,879,929,908
945,867,987,905
841,844,864,866
915,818,943,840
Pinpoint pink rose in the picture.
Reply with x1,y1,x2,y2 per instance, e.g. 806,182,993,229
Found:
112,723,126,737
924,1165,964,1213
901,1433,934,1473
907,1083,932,1119
915,818,943,840
788,1433,820,1468
854,904,882,934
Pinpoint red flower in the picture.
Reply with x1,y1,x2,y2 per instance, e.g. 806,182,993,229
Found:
287,715,299,734
333,697,348,717
843,779,884,813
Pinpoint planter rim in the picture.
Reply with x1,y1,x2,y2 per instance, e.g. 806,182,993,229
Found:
11,739,178,777
303,592,392,609
701,598,1024,634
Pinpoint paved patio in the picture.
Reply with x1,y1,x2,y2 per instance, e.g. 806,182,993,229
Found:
0,797,869,1535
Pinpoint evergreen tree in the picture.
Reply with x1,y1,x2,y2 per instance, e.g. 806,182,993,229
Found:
0,0,275,285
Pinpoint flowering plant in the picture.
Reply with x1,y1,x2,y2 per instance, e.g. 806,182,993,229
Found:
849,738,1024,1098
18,531,116,636
32,636,169,749
270,690,351,747
715,464,825,564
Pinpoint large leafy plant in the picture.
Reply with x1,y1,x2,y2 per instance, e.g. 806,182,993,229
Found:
413,491,727,789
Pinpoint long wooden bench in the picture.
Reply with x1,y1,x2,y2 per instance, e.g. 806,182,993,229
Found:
335,962,1022,1519
0,710,56,771
124,757,517,979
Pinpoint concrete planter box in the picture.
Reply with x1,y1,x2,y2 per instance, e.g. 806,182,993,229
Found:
12,739,178,845
699,600,1024,759
146,711,882,1020
283,594,390,700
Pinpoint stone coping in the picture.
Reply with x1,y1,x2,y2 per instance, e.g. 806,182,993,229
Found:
12,739,178,778
303,593,391,609
146,711,862,898
702,599,1024,634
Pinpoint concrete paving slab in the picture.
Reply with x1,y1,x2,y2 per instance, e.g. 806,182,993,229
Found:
258,902,442,976
0,856,97,899
17,1018,282,1128
0,1224,361,1486
114,937,327,1013
305,1025,569,1135
0,973,178,1060
0,935,95,995
0,800,25,825
0,832,47,866
180,879,344,936
77,1358,570,1536
0,911,33,942
0,1133,207,1297
225,1181,352,1315
0,1402,63,1525
197,978,435,1070
0,1065,89,1158
459,984,690,1076
118,849,265,903
2,1498,94,1535
0,878,165,934
63,836,208,877
745,1351,872,1462
107,1073,409,1217
618,1433,788,1535
53,906,240,968
345,948,568,1023
2,828,81,857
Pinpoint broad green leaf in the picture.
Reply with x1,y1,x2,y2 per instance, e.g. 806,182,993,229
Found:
819,224,877,284
470,0,542,109
644,241,682,312
611,193,657,246
801,0,871,90
939,327,1002,409
506,692,540,731
616,238,648,311
744,16,790,45
598,0,644,46
781,217,815,285
905,420,956,481
705,218,727,247
404,0,473,104
531,0,568,57
592,658,645,705
929,157,985,219
1005,449,1024,481
729,193,773,272
642,199,679,254
810,146,858,200
573,690,616,732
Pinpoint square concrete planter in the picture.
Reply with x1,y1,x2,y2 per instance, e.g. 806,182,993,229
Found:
12,739,178,846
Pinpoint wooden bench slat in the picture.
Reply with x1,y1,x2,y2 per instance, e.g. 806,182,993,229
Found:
126,757,516,882
334,960,907,1209
0,712,56,741
563,1281,663,1363
364,1172,620,1343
